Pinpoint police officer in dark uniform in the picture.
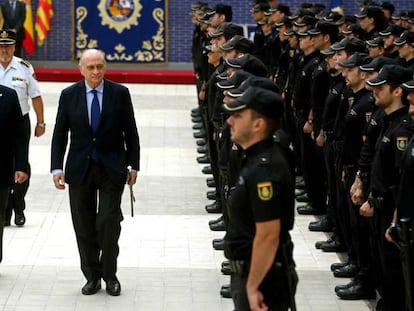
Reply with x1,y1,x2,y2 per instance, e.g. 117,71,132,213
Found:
360,64,414,311
223,87,297,311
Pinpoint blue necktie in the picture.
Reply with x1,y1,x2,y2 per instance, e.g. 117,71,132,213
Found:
90,89,100,133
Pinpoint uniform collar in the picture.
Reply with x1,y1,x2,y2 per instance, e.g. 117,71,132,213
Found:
244,137,274,158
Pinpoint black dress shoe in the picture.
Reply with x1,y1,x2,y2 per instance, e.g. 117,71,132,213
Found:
191,107,200,115
308,215,332,232
336,283,376,300
210,219,225,231
221,260,230,268
192,122,203,130
320,239,346,253
209,215,223,225
106,278,121,296
315,237,338,249
333,263,359,278
197,145,208,154
82,279,101,295
196,139,206,146
206,190,217,200
295,178,306,190
297,204,325,215
295,189,306,196
331,262,349,272
14,211,26,226
221,264,231,275
192,116,202,123
202,165,212,175
220,284,232,298
335,280,355,293
206,178,216,188
205,201,222,214
296,193,310,203
197,155,210,164
213,238,224,250
193,130,206,139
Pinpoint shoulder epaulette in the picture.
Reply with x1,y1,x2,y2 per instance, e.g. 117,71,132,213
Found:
20,59,32,68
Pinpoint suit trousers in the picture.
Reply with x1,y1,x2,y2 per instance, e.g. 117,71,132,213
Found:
0,187,10,262
69,161,124,282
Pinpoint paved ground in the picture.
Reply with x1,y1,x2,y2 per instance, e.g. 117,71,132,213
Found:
1,82,375,311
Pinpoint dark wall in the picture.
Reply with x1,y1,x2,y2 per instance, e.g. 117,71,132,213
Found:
22,1,414,63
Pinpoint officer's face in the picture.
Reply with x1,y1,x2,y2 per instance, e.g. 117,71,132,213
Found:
227,108,256,149
383,35,395,49
299,35,312,52
0,44,15,65
79,51,106,89
373,84,395,107
269,10,283,24
333,50,348,70
368,46,384,58
398,43,414,59
211,35,226,47
358,16,373,31
209,13,223,27
207,51,221,65
343,67,363,87
406,92,414,118
287,35,298,48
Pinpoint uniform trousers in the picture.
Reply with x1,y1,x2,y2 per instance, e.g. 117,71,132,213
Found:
6,115,31,220
68,161,124,282
0,187,10,262
231,264,298,311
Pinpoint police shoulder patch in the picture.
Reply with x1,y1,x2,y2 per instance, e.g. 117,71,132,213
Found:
396,136,409,151
257,181,273,201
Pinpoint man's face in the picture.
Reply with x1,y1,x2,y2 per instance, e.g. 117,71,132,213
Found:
326,54,337,71
222,49,239,60
227,108,256,147
407,91,414,119
79,51,106,89
299,35,312,52
373,84,395,107
209,13,223,27
383,34,395,49
0,44,15,64
211,35,226,47
368,46,384,58
207,51,221,65
252,11,265,22
269,10,283,23
333,50,348,70
287,34,298,48
311,34,325,51
398,43,413,59
358,16,373,31
343,66,362,88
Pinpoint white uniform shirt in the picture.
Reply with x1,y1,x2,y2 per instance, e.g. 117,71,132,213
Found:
0,56,42,115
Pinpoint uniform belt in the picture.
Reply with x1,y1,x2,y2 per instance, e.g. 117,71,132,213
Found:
229,260,283,275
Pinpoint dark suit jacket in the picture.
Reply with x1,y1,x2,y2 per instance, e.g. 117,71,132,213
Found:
51,79,140,186
2,1,26,40
0,84,29,187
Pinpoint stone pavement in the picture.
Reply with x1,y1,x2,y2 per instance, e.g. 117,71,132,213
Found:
1,82,374,311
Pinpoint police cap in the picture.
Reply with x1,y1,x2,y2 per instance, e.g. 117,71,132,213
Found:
223,87,284,121
366,64,413,86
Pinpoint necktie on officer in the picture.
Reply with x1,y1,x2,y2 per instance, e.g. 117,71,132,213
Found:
90,89,100,133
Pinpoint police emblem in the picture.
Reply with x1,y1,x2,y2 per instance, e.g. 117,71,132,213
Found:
396,136,408,151
257,182,273,201
98,0,143,34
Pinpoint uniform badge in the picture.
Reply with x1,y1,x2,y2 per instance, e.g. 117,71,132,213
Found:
257,181,273,201
396,136,409,151
348,97,354,107
365,112,372,123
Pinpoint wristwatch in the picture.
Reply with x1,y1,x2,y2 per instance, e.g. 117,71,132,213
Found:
36,122,46,128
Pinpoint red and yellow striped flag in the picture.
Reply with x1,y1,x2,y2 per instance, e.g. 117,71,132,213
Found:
35,0,54,46
23,0,35,55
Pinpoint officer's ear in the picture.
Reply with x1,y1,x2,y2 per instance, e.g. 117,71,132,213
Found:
393,85,403,98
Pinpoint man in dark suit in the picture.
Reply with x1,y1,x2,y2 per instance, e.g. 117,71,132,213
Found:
51,49,140,296
1,0,26,57
0,84,29,263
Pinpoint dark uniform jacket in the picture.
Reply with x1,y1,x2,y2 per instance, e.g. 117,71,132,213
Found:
0,85,28,187
1,1,26,41
51,79,140,186
224,138,294,261
397,133,414,220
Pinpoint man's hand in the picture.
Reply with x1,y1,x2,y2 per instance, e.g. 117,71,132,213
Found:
127,171,137,186
316,133,325,147
15,171,28,183
247,287,268,311
350,177,364,205
53,173,66,190
360,201,374,217
303,121,313,134
34,125,45,137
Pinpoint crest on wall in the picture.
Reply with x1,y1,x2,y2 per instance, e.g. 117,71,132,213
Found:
98,0,143,33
